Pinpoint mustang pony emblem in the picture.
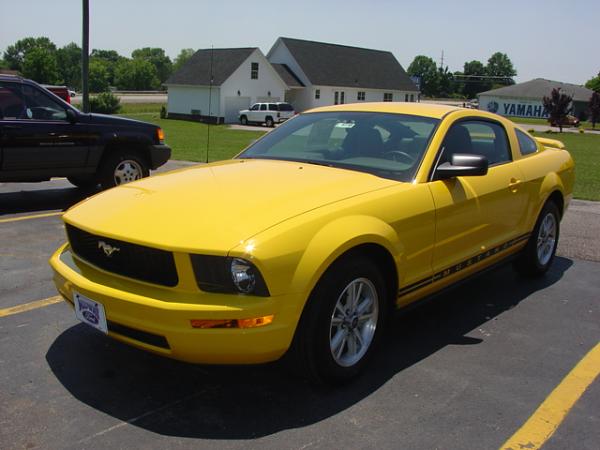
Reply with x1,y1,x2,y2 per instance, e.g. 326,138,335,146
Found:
98,241,120,257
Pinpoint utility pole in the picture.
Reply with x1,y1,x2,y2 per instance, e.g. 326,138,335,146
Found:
440,50,445,69
82,0,90,113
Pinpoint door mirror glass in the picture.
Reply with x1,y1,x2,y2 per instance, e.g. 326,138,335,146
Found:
435,153,489,180
66,108,77,123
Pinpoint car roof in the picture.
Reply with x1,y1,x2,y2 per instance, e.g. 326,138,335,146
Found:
307,102,461,119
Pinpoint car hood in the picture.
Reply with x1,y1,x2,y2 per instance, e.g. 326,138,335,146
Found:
84,112,157,128
63,159,397,253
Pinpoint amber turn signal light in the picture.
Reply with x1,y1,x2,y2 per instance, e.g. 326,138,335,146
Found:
157,127,165,142
190,315,274,329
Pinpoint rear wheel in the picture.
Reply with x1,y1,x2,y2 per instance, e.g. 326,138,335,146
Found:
99,151,149,190
514,201,560,277
265,116,274,128
290,257,387,384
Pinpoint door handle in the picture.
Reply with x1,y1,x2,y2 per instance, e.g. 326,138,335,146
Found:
508,178,522,191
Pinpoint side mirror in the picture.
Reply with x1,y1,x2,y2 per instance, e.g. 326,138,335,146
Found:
66,108,78,124
435,153,488,180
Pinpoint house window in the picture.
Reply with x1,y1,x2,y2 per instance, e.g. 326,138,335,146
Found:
315,89,320,99
383,93,393,102
251,62,259,79
405,94,409,102
357,91,366,101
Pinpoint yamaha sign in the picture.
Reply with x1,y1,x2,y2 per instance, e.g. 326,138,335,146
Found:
478,95,549,118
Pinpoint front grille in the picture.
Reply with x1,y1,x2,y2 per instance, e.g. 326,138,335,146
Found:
66,224,178,287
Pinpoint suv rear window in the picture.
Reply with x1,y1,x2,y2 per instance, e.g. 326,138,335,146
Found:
278,103,293,111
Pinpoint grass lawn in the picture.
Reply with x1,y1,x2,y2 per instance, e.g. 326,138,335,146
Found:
508,116,599,131
120,112,266,162
530,131,600,200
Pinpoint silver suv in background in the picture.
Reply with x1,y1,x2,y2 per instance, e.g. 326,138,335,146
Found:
239,102,295,127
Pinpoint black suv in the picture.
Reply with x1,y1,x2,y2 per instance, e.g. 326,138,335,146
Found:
0,75,171,189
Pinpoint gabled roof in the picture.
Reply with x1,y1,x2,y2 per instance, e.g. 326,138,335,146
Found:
270,37,417,91
478,78,594,102
271,63,304,87
165,48,257,86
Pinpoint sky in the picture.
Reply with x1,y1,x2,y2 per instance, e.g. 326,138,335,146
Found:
1,0,598,85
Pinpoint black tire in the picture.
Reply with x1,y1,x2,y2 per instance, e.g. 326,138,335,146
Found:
265,116,274,128
67,175,98,189
290,256,388,384
99,150,150,190
240,115,248,125
514,201,560,277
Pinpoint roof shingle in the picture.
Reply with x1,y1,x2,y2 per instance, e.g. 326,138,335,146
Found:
478,78,594,103
273,37,417,91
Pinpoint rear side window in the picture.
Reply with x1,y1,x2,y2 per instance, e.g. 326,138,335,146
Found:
440,120,511,166
278,103,294,111
0,82,26,119
516,129,538,155
268,104,278,111
22,84,67,121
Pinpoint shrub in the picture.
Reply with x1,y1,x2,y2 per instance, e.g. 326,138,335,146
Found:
160,105,166,119
89,92,121,114
528,129,535,133
579,128,585,134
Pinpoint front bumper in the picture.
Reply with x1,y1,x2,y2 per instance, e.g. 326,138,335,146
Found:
149,144,171,169
49,244,303,364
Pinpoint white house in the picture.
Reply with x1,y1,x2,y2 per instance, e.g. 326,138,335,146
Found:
165,47,288,123
166,38,419,123
267,37,418,112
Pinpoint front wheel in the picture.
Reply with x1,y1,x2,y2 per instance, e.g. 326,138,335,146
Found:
99,151,150,190
514,201,560,277
240,115,248,125
290,257,387,384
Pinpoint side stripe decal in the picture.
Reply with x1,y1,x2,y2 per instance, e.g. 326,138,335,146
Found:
397,233,531,297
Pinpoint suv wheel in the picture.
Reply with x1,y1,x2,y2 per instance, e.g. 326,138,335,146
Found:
240,115,248,125
265,116,274,128
99,151,149,189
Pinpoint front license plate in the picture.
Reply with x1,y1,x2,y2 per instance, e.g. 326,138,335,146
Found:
74,290,108,334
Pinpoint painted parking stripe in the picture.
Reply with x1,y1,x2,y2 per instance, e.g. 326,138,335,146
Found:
0,295,63,318
500,342,600,450
0,211,62,224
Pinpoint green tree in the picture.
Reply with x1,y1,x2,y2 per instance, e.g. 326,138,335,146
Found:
585,72,600,92
89,59,110,92
114,58,160,90
21,47,60,84
542,88,572,132
56,42,82,89
407,55,439,97
437,66,455,98
3,37,56,71
486,52,516,84
462,60,490,98
91,49,126,85
173,48,195,72
589,91,600,129
131,47,172,84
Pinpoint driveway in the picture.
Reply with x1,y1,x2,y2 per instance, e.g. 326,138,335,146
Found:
0,165,598,450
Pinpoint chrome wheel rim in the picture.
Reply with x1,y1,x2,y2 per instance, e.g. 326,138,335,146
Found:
114,160,143,185
537,212,557,265
329,277,379,367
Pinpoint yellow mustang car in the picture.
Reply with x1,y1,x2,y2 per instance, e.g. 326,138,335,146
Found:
49,103,574,383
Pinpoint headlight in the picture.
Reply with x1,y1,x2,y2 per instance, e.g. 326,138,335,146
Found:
190,255,270,296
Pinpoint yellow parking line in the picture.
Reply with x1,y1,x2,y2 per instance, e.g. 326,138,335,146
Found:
500,342,600,450
0,296,63,318
0,211,62,224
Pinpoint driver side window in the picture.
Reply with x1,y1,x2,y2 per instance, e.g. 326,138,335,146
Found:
439,120,511,166
21,85,67,121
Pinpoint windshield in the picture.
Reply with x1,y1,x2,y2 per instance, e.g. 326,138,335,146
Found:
237,112,439,181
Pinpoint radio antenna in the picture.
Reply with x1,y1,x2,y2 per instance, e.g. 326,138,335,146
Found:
206,45,214,164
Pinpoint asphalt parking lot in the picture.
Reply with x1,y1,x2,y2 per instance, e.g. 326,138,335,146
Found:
1,163,598,450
